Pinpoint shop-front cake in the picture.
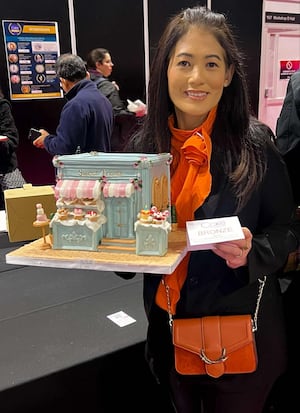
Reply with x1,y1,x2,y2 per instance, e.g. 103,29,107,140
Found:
49,152,172,255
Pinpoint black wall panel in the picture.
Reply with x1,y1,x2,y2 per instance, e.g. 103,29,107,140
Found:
212,0,263,114
0,0,71,185
148,0,203,60
74,0,145,104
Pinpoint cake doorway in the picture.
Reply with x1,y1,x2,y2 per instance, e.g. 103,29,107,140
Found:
105,197,135,239
100,182,137,252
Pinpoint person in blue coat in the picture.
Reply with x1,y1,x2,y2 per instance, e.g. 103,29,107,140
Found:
33,53,113,155
117,6,298,413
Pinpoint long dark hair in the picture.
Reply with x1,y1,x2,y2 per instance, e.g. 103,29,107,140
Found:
131,6,270,211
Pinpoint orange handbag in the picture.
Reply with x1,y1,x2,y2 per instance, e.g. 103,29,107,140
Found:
172,314,257,378
164,276,266,378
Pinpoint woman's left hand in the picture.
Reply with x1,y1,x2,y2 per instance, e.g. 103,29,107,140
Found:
212,227,252,268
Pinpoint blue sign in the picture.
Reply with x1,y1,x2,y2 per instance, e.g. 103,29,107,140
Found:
2,20,63,100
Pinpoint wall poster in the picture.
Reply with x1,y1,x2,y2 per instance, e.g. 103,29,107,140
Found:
2,20,63,100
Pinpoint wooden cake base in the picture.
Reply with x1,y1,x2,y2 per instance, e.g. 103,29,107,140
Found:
6,229,188,274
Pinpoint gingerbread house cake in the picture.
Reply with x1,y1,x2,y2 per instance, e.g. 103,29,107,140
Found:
50,152,172,255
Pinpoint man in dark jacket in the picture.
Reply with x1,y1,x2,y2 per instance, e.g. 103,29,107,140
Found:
33,53,113,155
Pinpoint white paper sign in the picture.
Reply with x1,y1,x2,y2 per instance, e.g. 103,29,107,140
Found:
107,311,136,327
186,216,244,251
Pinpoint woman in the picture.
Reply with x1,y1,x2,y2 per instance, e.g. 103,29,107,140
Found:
86,47,127,114
119,6,297,413
86,47,142,151
0,85,26,209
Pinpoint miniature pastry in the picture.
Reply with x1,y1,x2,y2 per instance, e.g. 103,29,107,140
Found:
35,203,48,222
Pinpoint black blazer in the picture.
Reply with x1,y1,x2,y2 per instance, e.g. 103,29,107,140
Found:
141,139,296,383
142,140,295,318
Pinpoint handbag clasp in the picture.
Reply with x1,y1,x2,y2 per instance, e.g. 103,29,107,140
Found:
200,348,228,364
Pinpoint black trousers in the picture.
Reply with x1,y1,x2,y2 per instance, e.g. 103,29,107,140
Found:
146,288,287,413
169,367,274,413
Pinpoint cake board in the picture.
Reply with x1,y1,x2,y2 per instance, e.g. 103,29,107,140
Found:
5,229,188,275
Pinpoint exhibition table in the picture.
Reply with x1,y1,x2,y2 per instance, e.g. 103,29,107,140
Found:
1,225,187,412
0,231,153,411
0,264,147,391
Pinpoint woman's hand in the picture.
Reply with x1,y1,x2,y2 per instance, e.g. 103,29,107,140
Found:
212,227,252,269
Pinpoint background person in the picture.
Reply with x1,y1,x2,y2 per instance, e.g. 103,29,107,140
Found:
33,53,113,155
0,85,26,209
275,69,300,207
86,47,144,151
86,47,128,114
118,6,297,413
270,69,300,412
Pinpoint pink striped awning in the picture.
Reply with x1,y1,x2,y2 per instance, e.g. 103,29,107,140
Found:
55,180,101,200
102,183,134,198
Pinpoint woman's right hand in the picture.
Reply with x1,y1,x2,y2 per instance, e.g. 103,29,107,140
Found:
213,227,253,269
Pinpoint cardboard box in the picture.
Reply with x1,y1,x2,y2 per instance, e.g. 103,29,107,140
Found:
4,184,56,242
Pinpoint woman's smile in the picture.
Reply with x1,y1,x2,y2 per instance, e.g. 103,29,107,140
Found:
185,90,208,100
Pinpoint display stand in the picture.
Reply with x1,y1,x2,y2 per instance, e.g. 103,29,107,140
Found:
32,220,51,249
6,229,188,274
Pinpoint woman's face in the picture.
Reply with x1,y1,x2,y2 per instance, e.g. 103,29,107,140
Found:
167,26,234,130
96,53,114,77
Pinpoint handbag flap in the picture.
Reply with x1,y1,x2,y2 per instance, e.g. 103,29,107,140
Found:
173,315,254,357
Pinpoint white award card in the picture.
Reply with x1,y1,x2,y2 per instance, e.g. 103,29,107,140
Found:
186,216,245,251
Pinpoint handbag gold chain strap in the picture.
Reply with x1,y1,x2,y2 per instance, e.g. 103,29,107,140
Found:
162,276,267,333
